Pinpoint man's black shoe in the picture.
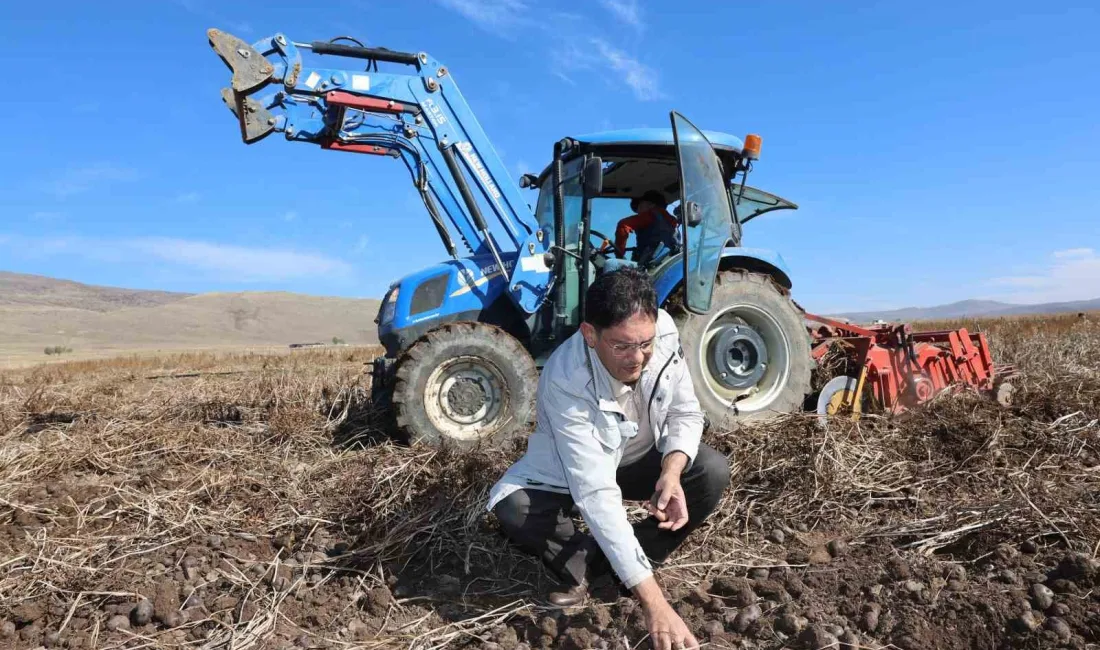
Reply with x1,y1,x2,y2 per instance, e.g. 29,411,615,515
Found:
548,580,588,606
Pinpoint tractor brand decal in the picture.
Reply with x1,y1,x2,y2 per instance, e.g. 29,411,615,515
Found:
478,259,515,277
450,259,515,297
519,254,550,273
351,74,371,91
423,98,448,127
455,142,503,200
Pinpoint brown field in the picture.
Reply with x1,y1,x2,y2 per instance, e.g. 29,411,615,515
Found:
0,271,381,368
1,314,1098,649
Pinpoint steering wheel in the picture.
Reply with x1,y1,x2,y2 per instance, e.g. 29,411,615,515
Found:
588,229,614,257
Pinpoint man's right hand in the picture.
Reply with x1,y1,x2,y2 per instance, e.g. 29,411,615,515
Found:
633,576,699,649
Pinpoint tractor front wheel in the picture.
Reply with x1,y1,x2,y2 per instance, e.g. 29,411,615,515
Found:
674,270,812,428
390,322,538,448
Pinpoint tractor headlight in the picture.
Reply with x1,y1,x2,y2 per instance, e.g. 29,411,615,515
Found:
379,286,399,326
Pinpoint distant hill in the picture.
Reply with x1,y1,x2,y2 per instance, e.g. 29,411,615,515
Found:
836,297,1100,324
0,271,381,366
0,270,193,311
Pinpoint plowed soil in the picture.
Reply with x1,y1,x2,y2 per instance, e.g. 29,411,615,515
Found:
1,314,1098,649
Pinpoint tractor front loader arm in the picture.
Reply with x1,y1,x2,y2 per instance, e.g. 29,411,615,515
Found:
207,29,552,313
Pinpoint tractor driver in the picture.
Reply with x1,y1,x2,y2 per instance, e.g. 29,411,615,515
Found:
487,267,730,650
613,190,681,265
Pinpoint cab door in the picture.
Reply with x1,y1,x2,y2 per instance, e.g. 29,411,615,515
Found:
671,112,734,314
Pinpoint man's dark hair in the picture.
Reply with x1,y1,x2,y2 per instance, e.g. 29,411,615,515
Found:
584,267,658,329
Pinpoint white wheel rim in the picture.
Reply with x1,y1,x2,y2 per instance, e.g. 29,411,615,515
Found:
423,356,506,441
697,304,791,414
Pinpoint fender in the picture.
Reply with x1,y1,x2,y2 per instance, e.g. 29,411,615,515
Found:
654,246,793,306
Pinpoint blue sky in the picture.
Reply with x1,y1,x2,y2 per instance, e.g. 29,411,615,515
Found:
1,0,1097,312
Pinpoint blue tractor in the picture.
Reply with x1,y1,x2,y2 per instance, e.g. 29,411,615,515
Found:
208,28,813,447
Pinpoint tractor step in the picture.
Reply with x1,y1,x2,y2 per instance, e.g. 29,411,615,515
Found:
208,29,274,94
220,87,277,143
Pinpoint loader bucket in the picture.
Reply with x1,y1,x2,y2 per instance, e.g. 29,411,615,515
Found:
207,29,274,94
209,29,278,143
219,87,277,144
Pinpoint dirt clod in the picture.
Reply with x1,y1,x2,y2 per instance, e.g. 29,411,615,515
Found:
0,621,15,638
860,603,880,633
885,557,911,581
106,615,130,631
767,529,786,544
537,616,558,639
559,627,594,650
703,619,724,639
153,580,180,623
1052,552,1098,581
1046,616,1073,642
734,604,762,633
826,539,848,557
1012,611,1042,633
131,599,154,626
776,613,805,635
713,577,756,607
360,587,392,617
838,629,859,650
1030,583,1055,611
797,625,840,649
493,625,520,649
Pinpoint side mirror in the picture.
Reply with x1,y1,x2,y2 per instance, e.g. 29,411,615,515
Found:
582,156,603,197
683,201,703,226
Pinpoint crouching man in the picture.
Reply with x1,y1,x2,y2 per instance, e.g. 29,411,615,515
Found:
486,267,730,650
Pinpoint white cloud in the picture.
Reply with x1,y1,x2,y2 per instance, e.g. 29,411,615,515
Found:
44,163,138,198
282,210,298,222
176,191,201,203
1053,247,1093,259
599,0,643,31
437,0,663,101
0,234,352,283
436,0,528,32
591,39,664,101
551,70,577,86
353,235,369,253
990,248,1100,303
129,238,351,281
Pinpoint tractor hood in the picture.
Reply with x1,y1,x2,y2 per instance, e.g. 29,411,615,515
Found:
376,252,519,355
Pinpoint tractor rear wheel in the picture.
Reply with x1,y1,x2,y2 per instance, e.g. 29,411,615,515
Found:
673,270,812,428
390,322,538,448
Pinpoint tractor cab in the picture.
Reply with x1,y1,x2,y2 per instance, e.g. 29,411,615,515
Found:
524,116,798,356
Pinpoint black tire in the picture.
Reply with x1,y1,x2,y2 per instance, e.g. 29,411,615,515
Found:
390,322,538,449
673,270,812,429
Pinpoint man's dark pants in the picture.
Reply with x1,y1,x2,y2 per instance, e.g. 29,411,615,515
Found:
492,443,730,587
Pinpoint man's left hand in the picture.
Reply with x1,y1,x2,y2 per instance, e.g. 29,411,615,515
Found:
648,452,689,531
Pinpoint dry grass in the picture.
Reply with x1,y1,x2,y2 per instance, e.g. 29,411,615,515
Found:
0,315,1098,649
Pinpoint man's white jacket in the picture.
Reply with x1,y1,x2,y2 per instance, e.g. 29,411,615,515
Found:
486,308,705,589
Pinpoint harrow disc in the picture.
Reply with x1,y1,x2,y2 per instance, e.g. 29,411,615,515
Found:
817,375,860,418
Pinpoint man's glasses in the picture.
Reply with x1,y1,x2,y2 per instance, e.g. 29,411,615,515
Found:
605,338,655,356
